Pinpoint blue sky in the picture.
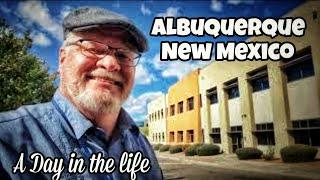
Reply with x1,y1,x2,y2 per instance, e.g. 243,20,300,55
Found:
0,0,303,122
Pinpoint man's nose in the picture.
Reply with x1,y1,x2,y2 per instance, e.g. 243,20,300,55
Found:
96,55,121,72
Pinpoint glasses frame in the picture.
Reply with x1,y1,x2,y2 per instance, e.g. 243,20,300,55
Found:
70,39,141,67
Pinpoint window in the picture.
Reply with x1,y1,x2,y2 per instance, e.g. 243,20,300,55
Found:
170,105,175,116
251,76,269,92
224,79,239,99
290,119,320,147
227,87,239,99
161,109,164,118
178,101,183,113
255,123,275,145
211,128,221,144
177,131,183,142
282,47,315,82
248,67,270,92
187,130,194,143
230,126,242,132
229,126,243,152
162,132,165,142
207,87,218,104
187,97,194,111
169,131,175,142
199,94,202,107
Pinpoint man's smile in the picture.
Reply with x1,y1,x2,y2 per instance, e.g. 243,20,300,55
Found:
86,75,124,89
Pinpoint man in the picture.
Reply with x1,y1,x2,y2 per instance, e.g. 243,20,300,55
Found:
0,7,162,179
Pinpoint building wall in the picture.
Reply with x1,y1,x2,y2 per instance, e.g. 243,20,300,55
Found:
167,69,202,144
210,104,220,128
199,1,320,155
287,77,320,120
252,90,273,124
147,93,167,144
228,98,242,126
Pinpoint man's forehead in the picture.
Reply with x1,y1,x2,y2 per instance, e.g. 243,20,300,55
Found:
74,27,137,49
77,27,129,38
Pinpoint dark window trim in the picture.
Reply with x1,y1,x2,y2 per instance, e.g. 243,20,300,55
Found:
247,66,268,81
207,87,217,96
280,46,312,69
223,82,238,90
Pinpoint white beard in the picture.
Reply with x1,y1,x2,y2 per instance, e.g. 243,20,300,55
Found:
74,88,121,115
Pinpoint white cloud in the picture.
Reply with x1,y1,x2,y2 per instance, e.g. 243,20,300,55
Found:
157,7,180,17
135,62,156,85
112,1,121,8
31,32,52,47
211,0,222,12
0,4,11,14
141,3,152,16
152,53,210,80
123,91,163,116
17,1,63,41
59,5,72,21
227,0,254,5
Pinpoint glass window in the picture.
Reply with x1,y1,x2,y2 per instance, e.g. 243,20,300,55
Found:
211,128,221,144
170,105,175,116
187,97,194,111
177,131,183,142
187,130,194,143
251,76,270,92
227,86,239,99
256,132,275,145
292,119,320,147
170,132,175,142
255,123,275,145
283,48,315,82
208,93,218,104
178,101,183,113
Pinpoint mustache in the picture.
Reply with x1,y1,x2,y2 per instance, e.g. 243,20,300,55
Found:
85,69,125,87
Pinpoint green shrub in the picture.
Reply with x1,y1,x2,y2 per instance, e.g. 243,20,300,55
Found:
185,143,203,156
262,146,275,161
236,147,263,160
153,144,163,151
280,144,318,163
197,144,220,156
169,145,183,154
159,145,170,152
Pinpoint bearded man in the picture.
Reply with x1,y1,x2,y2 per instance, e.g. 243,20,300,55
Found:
0,7,162,180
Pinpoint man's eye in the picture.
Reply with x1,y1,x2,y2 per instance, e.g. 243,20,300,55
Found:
115,51,129,61
88,48,106,55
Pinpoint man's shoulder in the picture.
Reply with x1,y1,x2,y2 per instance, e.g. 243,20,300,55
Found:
0,102,55,130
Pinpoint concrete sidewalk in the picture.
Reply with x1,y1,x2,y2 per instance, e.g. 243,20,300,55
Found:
156,151,320,179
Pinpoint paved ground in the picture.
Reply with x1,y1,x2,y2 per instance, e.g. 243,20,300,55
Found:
156,152,320,180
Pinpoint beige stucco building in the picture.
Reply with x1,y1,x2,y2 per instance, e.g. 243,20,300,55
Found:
199,1,320,155
147,93,168,144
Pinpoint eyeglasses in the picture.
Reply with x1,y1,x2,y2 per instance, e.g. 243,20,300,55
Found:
72,39,141,67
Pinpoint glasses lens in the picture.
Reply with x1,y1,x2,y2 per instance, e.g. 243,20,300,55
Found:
81,41,107,58
79,40,141,66
115,49,140,66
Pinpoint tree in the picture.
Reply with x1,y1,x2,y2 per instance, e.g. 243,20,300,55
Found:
0,19,57,112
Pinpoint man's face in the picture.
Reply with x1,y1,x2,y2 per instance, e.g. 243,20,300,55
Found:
59,29,136,115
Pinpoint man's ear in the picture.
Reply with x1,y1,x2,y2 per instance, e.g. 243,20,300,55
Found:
59,48,66,65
